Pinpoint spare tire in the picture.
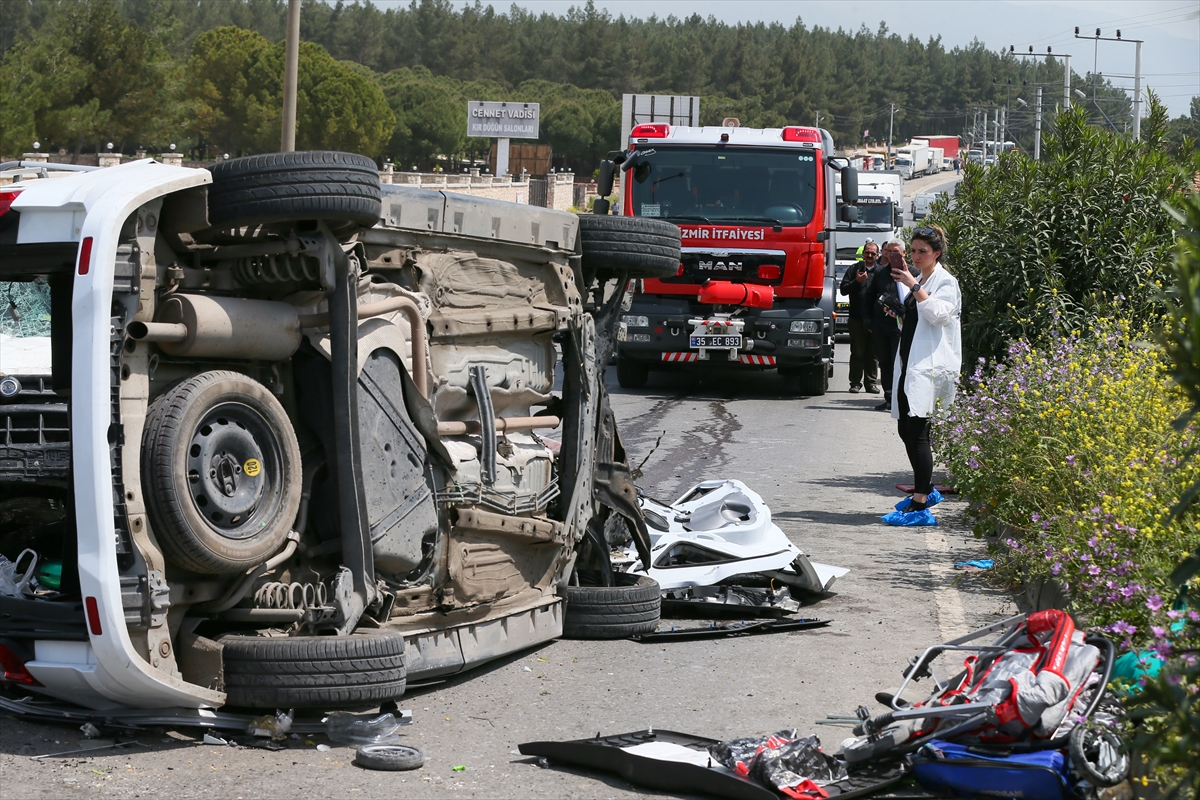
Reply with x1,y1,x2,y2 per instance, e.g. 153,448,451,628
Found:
206,151,382,232
578,215,681,280
562,572,661,639
220,630,407,709
143,371,301,574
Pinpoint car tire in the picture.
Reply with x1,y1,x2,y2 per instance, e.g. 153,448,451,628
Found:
355,744,425,771
220,630,407,709
615,357,650,389
143,371,302,574
578,215,681,280
562,573,660,639
797,364,828,396
206,151,382,232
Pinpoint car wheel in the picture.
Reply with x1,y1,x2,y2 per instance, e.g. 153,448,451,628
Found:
355,744,425,771
578,215,682,280
219,630,407,709
143,371,301,574
206,151,382,233
615,357,650,389
562,573,660,639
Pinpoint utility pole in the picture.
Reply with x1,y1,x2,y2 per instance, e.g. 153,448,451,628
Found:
1063,53,1071,110
887,103,895,168
1034,85,1043,160
281,0,301,151
993,109,999,160
1074,28,1143,140
815,110,821,129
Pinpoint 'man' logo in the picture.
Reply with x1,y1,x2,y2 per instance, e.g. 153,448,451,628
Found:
697,260,742,271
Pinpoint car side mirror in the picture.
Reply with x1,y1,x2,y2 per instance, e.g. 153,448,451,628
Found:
840,166,858,205
840,205,859,223
894,209,903,228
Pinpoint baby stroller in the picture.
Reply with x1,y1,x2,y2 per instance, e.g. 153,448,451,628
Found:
838,611,1129,799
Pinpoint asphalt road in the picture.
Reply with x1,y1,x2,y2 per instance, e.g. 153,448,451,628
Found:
0,350,1014,799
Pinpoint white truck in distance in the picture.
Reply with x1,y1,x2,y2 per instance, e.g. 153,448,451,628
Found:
835,172,903,256
894,141,932,180
928,147,944,174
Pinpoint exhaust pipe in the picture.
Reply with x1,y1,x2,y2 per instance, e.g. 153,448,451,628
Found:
129,294,302,361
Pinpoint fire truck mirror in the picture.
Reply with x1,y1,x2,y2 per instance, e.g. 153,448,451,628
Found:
840,165,859,205
597,160,616,198
840,205,860,224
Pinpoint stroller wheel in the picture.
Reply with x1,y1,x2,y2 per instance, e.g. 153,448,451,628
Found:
1069,725,1129,787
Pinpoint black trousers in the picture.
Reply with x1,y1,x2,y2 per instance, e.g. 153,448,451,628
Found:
872,322,901,400
847,317,878,388
896,414,934,495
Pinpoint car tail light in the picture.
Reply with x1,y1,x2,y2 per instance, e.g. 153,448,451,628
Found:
757,264,782,280
782,127,821,143
85,596,103,635
631,123,669,138
0,190,21,219
0,644,39,685
77,236,94,276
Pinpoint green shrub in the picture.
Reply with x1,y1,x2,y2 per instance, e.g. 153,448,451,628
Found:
931,95,1197,367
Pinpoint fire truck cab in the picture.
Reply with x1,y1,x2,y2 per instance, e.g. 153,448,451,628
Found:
601,123,858,395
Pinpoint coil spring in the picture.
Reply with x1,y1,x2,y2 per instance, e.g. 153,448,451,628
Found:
234,253,320,285
254,581,327,610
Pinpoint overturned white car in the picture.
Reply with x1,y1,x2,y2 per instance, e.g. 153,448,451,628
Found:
0,152,682,715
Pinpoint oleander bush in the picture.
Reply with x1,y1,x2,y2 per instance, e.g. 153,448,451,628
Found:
930,94,1199,368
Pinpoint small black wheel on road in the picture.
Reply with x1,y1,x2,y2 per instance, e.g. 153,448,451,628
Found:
615,357,650,389
355,744,426,771
796,364,828,396
220,630,407,710
143,371,302,574
206,151,382,232
578,215,682,280
563,572,660,639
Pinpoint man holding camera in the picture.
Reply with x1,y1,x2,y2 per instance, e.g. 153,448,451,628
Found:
867,239,919,411
839,242,881,394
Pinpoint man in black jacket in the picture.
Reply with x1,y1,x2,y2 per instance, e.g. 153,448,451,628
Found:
839,241,881,393
866,239,919,411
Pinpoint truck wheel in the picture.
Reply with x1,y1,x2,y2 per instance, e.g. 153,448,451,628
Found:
220,630,407,709
563,573,661,639
615,357,650,389
797,364,828,396
143,371,302,574
578,215,681,280
206,151,382,233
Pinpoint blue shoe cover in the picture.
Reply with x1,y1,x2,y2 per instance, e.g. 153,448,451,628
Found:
882,508,938,526
894,487,943,511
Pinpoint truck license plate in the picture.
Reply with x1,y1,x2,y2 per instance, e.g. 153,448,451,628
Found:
690,335,742,349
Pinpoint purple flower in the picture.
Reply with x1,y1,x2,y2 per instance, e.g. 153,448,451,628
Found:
1065,455,1076,466
1146,594,1164,612
1108,620,1137,635
1151,625,1168,639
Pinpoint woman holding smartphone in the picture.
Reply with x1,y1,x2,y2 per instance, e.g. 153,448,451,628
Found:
884,224,962,526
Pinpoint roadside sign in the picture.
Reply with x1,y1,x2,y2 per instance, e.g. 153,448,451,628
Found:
467,101,540,139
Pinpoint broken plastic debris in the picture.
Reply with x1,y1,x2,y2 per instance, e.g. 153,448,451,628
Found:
316,744,332,752
246,709,294,741
953,559,994,570
523,666,532,672
452,765,466,771
202,733,229,746
325,711,411,745
79,722,101,739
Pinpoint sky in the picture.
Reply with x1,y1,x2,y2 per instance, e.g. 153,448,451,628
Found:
373,0,1200,117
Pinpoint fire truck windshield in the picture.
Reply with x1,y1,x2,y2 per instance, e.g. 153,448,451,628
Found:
628,146,817,226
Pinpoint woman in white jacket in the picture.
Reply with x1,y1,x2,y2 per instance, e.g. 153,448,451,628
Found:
887,224,961,523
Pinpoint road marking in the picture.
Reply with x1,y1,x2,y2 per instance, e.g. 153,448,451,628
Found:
923,528,968,639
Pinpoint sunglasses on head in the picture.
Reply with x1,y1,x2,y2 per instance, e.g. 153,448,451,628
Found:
912,227,943,246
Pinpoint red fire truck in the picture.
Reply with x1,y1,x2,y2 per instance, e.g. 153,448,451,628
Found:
596,123,859,395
